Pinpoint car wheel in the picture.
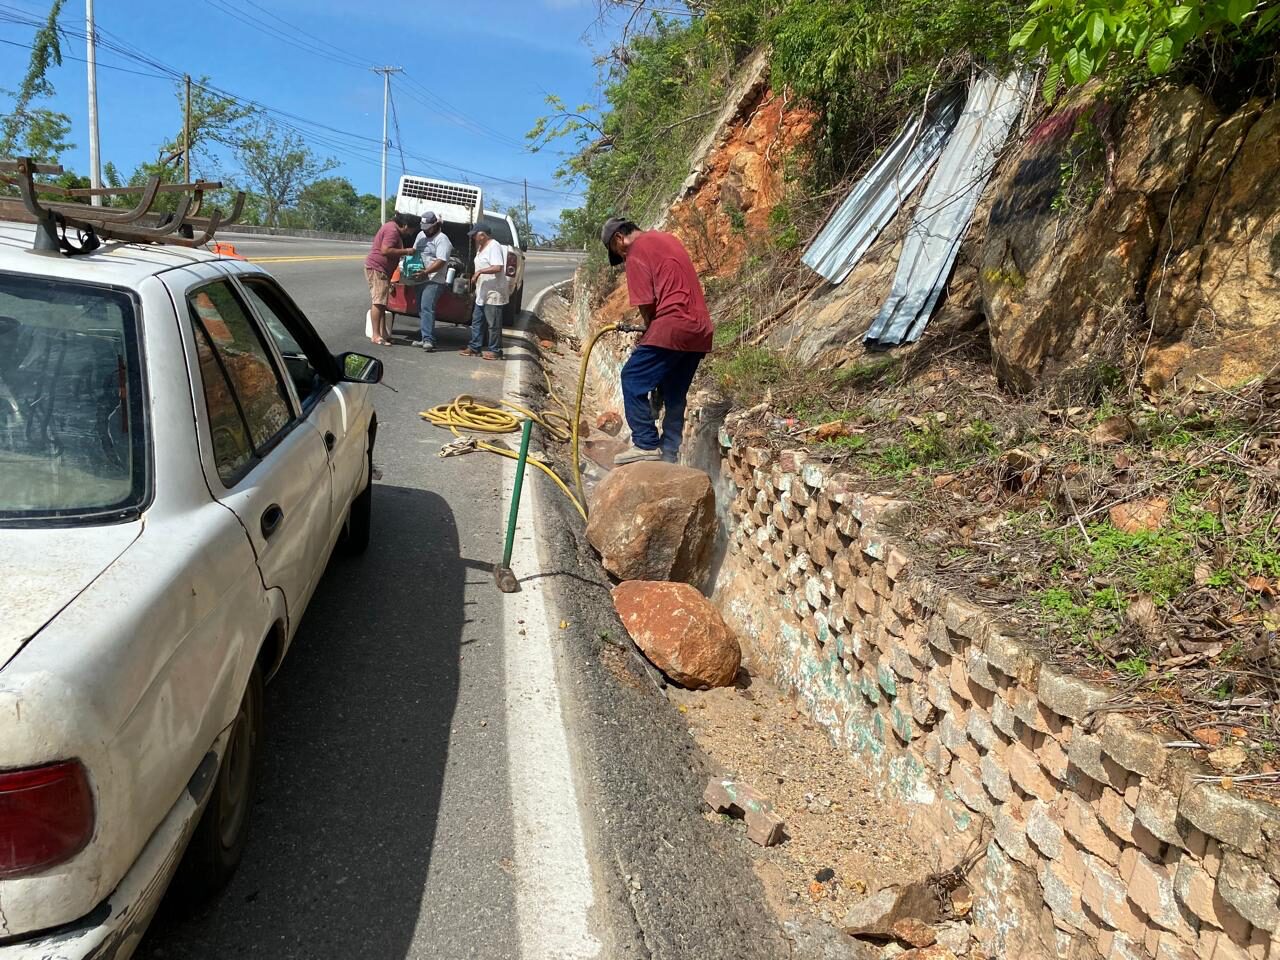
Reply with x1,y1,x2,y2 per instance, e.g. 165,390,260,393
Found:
342,446,373,556
172,663,263,905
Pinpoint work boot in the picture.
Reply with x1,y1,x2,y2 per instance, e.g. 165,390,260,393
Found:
613,445,662,466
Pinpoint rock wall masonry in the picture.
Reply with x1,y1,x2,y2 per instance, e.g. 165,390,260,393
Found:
711,433,1280,960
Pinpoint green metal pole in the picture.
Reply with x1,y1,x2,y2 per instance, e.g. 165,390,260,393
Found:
501,418,534,572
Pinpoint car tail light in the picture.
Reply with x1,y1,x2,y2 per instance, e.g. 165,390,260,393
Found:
0,761,94,878
505,252,517,277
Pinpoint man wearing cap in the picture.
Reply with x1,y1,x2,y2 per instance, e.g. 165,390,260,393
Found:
601,217,713,465
462,221,508,360
412,211,453,352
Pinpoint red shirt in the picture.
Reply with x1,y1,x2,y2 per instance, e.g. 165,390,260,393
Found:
624,231,713,353
364,221,403,276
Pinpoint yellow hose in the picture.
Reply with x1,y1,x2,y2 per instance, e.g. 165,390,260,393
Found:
420,351,602,520
571,323,618,509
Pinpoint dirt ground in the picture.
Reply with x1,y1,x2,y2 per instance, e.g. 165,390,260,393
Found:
667,672,934,928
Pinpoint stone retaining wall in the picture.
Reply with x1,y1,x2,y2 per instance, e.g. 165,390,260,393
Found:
713,434,1280,960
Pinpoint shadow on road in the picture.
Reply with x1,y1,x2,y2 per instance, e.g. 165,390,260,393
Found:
139,484,463,960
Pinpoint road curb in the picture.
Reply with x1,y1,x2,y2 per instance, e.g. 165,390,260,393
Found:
526,277,575,318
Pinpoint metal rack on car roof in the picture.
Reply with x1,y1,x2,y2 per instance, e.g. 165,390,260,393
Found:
0,157,245,256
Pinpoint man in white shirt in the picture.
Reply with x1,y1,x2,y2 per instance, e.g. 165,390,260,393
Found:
412,211,453,352
461,222,508,360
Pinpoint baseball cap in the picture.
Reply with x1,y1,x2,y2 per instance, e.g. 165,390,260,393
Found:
600,216,635,266
421,211,441,227
468,222,491,237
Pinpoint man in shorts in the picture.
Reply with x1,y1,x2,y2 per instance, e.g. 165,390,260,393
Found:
365,212,418,345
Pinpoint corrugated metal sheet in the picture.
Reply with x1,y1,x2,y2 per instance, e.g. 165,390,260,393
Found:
802,88,965,284
864,71,1032,347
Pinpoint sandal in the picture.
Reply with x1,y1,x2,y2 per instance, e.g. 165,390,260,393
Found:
459,348,480,357
481,352,501,361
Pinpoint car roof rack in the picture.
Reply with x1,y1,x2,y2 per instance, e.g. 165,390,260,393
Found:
0,157,245,256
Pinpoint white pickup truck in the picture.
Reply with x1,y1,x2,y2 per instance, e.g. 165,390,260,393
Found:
0,202,381,959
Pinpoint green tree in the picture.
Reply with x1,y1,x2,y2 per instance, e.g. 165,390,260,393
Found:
293,177,382,233
0,0,74,166
234,121,337,227
504,203,535,244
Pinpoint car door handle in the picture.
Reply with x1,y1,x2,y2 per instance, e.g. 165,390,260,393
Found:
260,504,285,539
324,431,336,452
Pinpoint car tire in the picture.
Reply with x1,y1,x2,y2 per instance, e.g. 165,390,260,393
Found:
341,446,373,556
172,663,264,906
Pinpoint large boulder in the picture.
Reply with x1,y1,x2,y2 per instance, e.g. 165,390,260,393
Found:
586,462,717,587
1144,99,1280,390
981,85,1217,391
612,581,740,688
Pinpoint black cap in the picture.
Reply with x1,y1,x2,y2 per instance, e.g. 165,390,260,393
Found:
468,222,491,237
600,216,635,266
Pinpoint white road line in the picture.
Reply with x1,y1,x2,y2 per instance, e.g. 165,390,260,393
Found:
501,320,601,959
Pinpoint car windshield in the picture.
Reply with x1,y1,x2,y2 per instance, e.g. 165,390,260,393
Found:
0,273,146,523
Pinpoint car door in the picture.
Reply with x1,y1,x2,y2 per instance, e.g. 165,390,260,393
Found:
177,276,334,631
234,274,364,544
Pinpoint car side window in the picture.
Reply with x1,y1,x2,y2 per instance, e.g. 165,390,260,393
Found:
239,278,331,411
187,282,294,482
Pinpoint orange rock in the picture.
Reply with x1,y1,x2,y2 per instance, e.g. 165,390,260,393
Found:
612,581,741,688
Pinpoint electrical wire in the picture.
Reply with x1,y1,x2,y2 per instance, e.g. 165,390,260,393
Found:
387,83,407,178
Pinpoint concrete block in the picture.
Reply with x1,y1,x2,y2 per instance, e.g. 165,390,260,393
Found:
1100,715,1167,779
704,778,785,846
943,595,987,642
949,656,972,700
926,667,954,713
965,649,999,692
951,759,994,818
1041,858,1089,929
900,621,928,661
1154,932,1201,960
923,733,952,777
1038,665,1110,721
982,629,1041,685
940,710,970,755
1218,850,1280,933
1039,735,1071,782
1180,783,1275,858
1083,851,1146,936
852,581,880,617
1099,787,1137,844
886,546,910,582
1028,799,1066,859
967,709,999,751
991,694,1019,739
1007,740,1060,802
1174,856,1232,929
1068,731,1117,788
1135,780,1184,849
1062,790,1122,865
994,806,1036,867
871,562,892,599
981,753,1015,803
926,615,958,655
1128,852,1194,935
908,682,935,727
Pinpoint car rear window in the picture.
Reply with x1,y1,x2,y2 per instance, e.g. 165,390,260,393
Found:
0,273,146,524
482,216,515,246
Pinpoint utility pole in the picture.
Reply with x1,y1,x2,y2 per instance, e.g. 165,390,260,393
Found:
184,74,192,183
523,178,530,241
86,0,102,205
372,66,402,223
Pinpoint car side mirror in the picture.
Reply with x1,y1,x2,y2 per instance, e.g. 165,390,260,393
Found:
338,351,383,384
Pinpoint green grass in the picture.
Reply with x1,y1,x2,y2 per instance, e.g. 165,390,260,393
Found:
834,355,899,389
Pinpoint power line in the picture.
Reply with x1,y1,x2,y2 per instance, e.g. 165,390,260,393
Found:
387,82,407,178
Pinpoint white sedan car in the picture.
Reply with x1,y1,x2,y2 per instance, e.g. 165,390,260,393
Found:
0,222,380,958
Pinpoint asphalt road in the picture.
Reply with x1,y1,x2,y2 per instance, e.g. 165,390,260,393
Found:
137,237,582,960
137,234,785,960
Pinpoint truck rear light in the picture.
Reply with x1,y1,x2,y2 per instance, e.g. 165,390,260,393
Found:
505,252,517,277
0,761,94,878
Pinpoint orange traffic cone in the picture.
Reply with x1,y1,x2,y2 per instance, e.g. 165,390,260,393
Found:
210,241,245,260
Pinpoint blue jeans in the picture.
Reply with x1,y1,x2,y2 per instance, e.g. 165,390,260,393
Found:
469,302,503,355
621,345,704,462
418,282,444,344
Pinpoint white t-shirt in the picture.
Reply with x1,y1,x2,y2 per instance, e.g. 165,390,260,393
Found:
474,239,509,306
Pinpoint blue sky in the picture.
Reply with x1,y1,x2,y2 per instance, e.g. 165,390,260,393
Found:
0,0,628,232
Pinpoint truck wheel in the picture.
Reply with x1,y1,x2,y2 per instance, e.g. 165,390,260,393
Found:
172,663,264,905
341,446,373,556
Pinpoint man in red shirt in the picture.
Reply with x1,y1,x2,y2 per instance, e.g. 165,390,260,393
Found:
601,217,713,465
364,212,418,345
